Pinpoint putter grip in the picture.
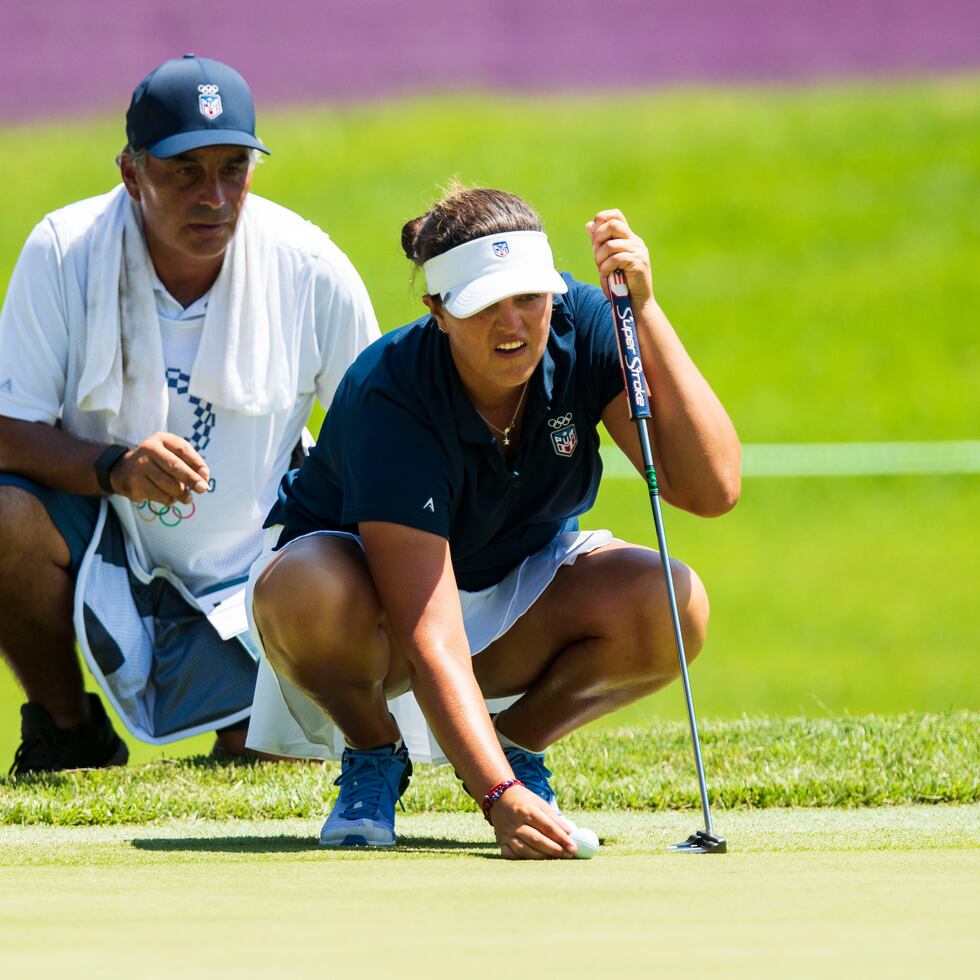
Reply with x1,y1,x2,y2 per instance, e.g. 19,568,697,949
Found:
608,270,652,421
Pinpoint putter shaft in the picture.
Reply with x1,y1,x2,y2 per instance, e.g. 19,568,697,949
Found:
605,269,721,849
635,419,714,837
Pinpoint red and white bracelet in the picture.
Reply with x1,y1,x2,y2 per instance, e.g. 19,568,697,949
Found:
481,778,524,822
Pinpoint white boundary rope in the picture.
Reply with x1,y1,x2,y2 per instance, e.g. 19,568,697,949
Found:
600,441,980,478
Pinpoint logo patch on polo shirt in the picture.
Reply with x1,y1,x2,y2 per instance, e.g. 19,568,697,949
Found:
492,241,510,258
423,497,435,512
548,413,577,458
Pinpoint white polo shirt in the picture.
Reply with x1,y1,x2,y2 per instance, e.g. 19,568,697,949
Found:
0,189,380,594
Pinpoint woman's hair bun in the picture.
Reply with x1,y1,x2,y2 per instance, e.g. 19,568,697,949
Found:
400,215,427,262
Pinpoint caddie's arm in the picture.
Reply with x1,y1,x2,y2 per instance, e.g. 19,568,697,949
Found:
358,520,576,860
0,218,209,506
0,417,210,505
588,209,742,517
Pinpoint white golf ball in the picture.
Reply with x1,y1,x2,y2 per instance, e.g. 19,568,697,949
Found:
570,826,600,859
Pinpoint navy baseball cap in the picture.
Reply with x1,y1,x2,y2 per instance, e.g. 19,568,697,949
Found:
126,54,270,158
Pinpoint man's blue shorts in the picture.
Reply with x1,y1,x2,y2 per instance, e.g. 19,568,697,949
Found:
0,472,255,735
0,473,100,577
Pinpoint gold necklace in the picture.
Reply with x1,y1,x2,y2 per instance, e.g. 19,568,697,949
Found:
475,381,530,447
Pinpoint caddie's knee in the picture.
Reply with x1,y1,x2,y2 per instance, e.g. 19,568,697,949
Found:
0,484,71,571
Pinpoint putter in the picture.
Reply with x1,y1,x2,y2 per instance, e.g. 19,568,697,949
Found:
607,269,727,854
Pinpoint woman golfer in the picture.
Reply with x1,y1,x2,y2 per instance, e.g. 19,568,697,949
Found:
246,187,740,858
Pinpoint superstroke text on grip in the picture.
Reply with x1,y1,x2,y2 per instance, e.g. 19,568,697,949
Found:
609,271,651,420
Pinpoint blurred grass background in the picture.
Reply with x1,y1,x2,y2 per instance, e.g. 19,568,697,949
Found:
0,76,977,763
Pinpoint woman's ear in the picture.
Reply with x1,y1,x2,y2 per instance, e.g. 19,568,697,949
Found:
422,295,447,333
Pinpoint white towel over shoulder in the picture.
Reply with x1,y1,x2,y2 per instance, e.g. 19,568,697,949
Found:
77,185,293,446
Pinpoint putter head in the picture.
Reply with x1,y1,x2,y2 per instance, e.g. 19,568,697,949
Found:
667,830,727,854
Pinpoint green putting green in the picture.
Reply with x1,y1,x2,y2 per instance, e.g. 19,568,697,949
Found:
0,806,976,978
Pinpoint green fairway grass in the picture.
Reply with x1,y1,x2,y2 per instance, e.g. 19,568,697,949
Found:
0,806,976,978
3,76,977,441
2,715,975,825
590,473,980,726
0,76,977,763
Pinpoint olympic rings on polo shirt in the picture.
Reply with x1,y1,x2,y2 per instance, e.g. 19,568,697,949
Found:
135,499,196,526
548,413,573,429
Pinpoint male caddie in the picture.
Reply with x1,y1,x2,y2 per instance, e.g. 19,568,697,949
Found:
0,56,379,773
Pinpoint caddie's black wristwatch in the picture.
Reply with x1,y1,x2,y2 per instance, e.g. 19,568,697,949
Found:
94,444,128,494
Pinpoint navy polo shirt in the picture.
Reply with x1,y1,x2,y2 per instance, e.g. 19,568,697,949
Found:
267,274,626,591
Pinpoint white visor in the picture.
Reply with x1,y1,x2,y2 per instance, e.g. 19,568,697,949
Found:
422,231,568,318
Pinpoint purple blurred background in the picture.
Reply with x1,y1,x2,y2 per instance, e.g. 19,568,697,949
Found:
1,0,978,122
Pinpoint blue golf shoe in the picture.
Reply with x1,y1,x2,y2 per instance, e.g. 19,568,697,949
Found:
319,743,412,848
502,744,562,814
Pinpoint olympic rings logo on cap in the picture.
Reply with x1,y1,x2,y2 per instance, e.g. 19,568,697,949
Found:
136,499,196,527
548,413,573,429
197,83,220,95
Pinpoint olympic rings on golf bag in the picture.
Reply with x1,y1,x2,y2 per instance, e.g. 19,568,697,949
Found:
135,499,196,526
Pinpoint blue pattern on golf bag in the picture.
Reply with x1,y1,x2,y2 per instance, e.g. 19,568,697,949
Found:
75,501,258,742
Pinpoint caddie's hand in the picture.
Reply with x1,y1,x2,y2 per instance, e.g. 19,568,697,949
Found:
586,209,655,309
109,432,210,505
490,785,577,860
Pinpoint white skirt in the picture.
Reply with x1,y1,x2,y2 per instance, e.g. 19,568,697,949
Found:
244,527,614,764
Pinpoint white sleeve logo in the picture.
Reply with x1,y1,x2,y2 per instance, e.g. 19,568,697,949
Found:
423,498,435,512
